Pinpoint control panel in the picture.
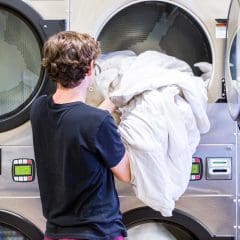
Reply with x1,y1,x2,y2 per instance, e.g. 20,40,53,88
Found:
190,157,232,181
190,158,203,181
12,159,35,182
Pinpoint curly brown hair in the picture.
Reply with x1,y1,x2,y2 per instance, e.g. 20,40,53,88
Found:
42,31,101,88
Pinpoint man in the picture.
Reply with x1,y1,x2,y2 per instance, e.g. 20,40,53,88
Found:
30,31,130,240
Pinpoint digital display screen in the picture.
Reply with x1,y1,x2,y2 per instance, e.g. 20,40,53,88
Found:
191,163,200,174
14,165,32,176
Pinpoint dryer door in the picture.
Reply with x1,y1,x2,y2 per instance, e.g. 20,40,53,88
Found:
0,210,43,239
98,1,213,77
0,0,65,132
123,207,234,240
225,0,240,121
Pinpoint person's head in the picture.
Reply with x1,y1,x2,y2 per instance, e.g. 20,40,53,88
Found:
42,31,100,88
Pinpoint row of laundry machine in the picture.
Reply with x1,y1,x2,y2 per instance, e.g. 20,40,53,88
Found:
0,0,239,239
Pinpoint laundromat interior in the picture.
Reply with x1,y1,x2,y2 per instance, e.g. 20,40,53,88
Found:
0,0,240,239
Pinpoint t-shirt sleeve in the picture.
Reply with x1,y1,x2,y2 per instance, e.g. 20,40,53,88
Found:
95,114,125,168
30,95,47,123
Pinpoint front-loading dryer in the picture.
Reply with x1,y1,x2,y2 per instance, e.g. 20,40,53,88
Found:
70,0,236,239
225,0,240,238
71,0,231,103
0,0,65,239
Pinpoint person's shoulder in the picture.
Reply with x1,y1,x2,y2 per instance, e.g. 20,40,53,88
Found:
81,104,110,120
30,95,48,118
32,95,48,108
74,104,112,131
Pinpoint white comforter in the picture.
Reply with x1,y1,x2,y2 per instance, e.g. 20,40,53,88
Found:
96,50,210,216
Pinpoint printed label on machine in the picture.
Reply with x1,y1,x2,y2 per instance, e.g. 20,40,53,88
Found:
12,159,35,182
215,19,227,39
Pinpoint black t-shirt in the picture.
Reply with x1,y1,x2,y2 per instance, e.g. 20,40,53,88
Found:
30,95,127,240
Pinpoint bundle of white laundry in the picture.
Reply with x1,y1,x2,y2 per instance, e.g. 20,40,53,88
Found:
96,50,210,217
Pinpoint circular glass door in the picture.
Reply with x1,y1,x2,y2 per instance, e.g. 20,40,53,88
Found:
0,210,43,240
97,1,213,77
127,222,194,239
0,223,29,239
0,0,65,131
123,207,213,240
225,0,240,120
0,8,41,117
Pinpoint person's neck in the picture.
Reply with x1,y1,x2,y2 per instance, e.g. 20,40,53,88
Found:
52,78,90,104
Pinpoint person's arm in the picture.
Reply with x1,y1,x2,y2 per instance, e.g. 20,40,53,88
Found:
111,151,131,183
95,115,131,183
98,97,116,114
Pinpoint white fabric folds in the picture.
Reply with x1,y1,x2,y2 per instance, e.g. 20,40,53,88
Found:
96,50,210,217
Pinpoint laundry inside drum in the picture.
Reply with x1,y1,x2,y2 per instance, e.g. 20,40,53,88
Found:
98,1,213,76
127,222,195,240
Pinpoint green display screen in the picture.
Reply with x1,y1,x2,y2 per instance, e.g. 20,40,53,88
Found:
14,165,32,176
191,163,200,174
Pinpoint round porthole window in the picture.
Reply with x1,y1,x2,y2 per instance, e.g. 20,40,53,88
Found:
0,0,64,132
97,1,213,77
0,8,42,116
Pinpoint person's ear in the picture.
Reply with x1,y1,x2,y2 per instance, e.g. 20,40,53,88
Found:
86,60,94,76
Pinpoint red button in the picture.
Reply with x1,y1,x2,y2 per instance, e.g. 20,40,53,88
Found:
195,175,201,180
27,176,33,181
195,158,200,163
27,159,32,164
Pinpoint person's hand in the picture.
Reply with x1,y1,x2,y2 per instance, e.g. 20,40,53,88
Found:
98,97,117,114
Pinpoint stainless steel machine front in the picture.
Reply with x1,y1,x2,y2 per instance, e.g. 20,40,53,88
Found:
70,0,236,239
115,102,236,239
0,0,239,239
225,0,240,238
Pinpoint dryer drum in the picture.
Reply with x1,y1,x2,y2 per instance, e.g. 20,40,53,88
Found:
98,1,213,76
123,207,234,239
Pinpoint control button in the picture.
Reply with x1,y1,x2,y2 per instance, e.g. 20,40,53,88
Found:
195,175,201,180
27,159,32,164
27,176,33,181
195,158,201,163
14,177,19,182
19,176,24,182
